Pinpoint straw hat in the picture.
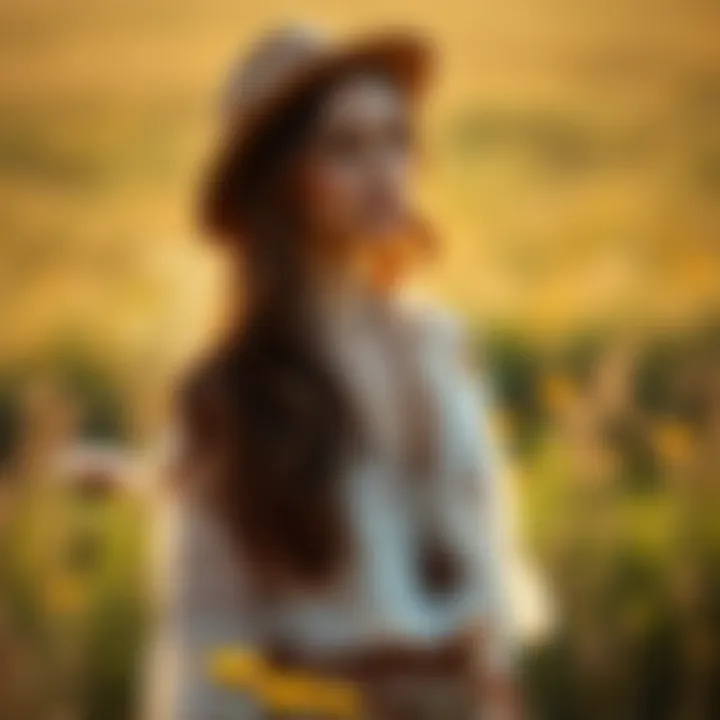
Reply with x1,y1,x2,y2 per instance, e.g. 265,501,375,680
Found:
201,26,434,240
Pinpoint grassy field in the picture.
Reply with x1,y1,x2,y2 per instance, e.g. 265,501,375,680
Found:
1,1,719,718
1,0,719,368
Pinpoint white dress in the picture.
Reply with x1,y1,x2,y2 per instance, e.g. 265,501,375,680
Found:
144,291,516,719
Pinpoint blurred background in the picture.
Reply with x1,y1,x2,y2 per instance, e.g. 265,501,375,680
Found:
0,0,719,718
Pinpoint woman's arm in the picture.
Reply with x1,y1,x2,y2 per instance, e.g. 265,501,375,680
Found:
470,367,525,719
142,492,264,720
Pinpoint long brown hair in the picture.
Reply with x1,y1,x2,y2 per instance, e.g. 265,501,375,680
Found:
181,78,358,589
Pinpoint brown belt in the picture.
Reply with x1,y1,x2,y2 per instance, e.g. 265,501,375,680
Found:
265,631,482,719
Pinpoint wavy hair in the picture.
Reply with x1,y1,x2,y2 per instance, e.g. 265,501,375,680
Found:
181,79,355,590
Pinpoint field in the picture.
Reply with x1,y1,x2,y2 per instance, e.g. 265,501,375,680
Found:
0,0,719,718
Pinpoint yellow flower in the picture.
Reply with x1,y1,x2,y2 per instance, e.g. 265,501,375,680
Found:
542,373,577,412
206,645,361,717
261,670,360,718
653,421,695,463
206,647,265,692
45,575,85,616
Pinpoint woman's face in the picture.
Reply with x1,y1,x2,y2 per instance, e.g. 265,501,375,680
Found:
298,73,416,252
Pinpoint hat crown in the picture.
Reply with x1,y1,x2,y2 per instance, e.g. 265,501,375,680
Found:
221,26,328,121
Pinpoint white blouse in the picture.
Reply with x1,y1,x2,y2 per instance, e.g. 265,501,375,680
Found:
144,291,516,719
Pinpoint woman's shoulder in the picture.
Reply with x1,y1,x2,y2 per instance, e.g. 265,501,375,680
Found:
167,351,236,499
392,291,474,354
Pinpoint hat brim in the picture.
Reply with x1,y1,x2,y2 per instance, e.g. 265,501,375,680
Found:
201,32,434,241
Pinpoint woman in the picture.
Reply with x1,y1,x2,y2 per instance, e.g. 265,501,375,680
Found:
147,26,520,720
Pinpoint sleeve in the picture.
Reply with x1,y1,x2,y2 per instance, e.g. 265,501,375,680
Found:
470,371,518,676
142,491,266,720
434,315,518,677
